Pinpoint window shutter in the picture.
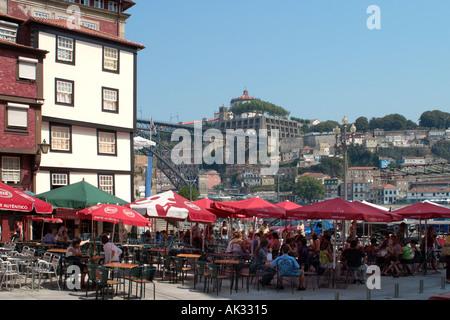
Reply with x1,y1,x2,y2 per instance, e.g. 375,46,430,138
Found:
18,57,38,80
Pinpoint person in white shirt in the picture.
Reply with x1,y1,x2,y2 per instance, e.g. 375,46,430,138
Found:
101,234,122,264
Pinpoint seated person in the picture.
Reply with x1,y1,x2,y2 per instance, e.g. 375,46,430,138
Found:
265,244,305,291
65,238,88,288
43,230,56,244
341,240,367,284
399,239,413,276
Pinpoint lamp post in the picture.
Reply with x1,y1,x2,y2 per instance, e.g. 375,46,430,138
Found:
334,116,356,242
276,173,285,203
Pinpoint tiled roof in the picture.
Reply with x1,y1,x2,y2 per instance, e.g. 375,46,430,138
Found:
0,38,48,54
24,17,145,50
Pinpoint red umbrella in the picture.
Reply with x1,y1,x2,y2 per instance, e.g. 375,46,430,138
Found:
391,200,450,219
212,197,287,219
77,204,151,227
126,191,216,223
194,198,247,219
349,201,398,223
0,182,53,215
26,216,63,223
276,200,302,210
287,197,393,222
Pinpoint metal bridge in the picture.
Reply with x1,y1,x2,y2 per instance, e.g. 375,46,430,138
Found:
135,119,200,191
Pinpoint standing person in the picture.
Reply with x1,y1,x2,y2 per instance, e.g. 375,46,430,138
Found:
220,221,228,243
442,232,450,283
258,221,270,235
296,220,305,238
396,222,407,243
101,234,123,264
13,221,23,242
348,220,357,241
421,226,441,274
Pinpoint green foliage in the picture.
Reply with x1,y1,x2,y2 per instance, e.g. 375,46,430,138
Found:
368,113,416,131
347,145,379,167
419,110,450,129
355,116,369,133
177,185,199,201
377,147,430,160
431,140,450,161
293,176,325,203
305,120,340,133
303,156,344,179
230,100,290,118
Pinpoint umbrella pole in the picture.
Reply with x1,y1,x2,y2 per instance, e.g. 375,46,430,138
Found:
251,217,256,258
424,219,428,274
112,223,115,243
333,220,337,288
164,220,169,253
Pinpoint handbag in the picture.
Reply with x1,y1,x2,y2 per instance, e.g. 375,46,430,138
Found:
441,246,450,257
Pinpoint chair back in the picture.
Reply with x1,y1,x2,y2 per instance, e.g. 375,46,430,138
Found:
173,257,185,271
43,252,53,262
131,265,144,278
98,266,109,284
207,263,219,278
196,261,206,274
87,264,99,281
145,266,156,281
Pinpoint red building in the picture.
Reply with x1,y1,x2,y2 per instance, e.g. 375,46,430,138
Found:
0,12,47,241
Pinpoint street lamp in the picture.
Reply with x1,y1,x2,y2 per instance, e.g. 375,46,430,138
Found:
38,139,50,154
334,116,356,242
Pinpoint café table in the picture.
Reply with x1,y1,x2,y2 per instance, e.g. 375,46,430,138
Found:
214,259,241,294
104,262,139,299
176,253,202,288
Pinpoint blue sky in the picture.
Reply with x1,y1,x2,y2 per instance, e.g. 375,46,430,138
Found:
125,1,450,125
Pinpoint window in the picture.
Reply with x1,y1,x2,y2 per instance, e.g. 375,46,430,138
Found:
55,79,74,106
94,0,104,9
103,47,119,72
98,174,114,194
1,157,20,183
81,21,97,30
18,57,38,81
50,125,71,152
0,21,18,42
51,173,69,189
81,0,90,5
108,1,118,11
56,36,74,64
33,12,49,19
102,87,118,112
98,131,116,155
5,103,28,132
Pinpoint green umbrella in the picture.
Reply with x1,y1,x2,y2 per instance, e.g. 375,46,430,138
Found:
36,180,127,209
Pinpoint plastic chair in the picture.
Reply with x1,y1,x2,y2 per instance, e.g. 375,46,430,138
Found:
131,266,156,300
86,264,99,297
173,257,191,285
206,263,232,296
95,266,121,300
194,261,208,290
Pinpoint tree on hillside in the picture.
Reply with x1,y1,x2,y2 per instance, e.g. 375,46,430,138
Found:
293,176,325,203
230,100,290,118
305,120,340,133
431,140,450,161
419,110,450,129
355,116,369,132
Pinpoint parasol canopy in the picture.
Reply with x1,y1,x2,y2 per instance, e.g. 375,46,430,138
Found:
126,191,216,223
77,204,151,227
391,200,450,220
0,182,53,215
212,197,287,219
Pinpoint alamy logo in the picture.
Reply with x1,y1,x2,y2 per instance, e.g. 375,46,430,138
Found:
170,122,280,176
366,265,381,289
367,5,381,30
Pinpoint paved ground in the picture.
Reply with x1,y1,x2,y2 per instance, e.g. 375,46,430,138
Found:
0,267,448,301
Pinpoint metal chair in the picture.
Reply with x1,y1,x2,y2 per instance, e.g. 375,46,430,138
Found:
131,266,156,300
0,260,21,290
205,263,232,296
95,266,121,300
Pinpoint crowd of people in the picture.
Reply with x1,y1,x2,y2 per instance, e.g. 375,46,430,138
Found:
174,219,449,287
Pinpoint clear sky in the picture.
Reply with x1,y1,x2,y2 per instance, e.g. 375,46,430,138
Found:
125,0,450,126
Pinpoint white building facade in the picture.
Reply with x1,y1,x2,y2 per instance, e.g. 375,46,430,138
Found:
27,18,144,201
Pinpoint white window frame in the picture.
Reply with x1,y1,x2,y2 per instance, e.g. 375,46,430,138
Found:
57,36,74,63
102,87,118,112
50,125,71,152
98,131,116,155
1,156,20,184
55,79,74,105
33,12,49,19
51,173,69,189
103,47,119,72
108,1,118,12
0,21,18,42
99,174,114,195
